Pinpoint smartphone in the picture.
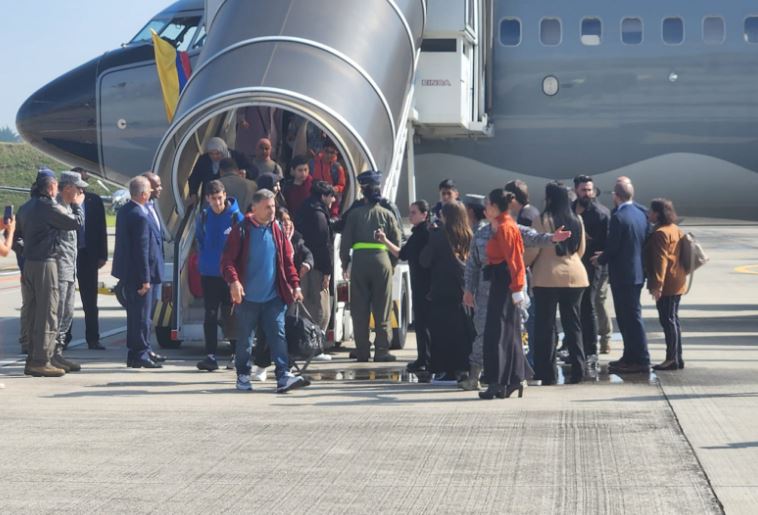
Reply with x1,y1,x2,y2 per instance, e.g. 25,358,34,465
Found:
3,205,12,222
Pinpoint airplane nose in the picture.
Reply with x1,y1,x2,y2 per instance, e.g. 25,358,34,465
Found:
16,56,100,171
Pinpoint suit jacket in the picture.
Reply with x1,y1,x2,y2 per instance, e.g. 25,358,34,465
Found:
644,224,687,296
599,202,649,286
80,191,108,262
112,201,163,286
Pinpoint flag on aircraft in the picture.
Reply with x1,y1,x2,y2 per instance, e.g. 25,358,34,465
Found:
151,30,192,123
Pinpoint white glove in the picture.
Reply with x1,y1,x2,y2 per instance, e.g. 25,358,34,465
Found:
512,291,525,306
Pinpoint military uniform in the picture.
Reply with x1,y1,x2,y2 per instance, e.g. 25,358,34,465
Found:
340,172,401,361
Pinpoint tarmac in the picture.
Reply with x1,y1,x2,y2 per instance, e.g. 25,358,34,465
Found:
0,225,756,514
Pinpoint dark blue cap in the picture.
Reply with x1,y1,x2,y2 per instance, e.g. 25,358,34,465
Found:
357,170,382,186
36,166,55,179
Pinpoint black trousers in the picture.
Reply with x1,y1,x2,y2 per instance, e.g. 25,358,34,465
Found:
656,295,683,366
201,276,234,355
580,265,600,356
429,300,471,375
533,287,585,384
76,251,100,344
610,283,650,365
412,295,432,367
482,262,532,386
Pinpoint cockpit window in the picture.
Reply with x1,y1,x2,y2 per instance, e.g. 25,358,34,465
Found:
129,16,202,52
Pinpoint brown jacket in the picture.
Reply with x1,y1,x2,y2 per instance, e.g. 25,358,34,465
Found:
644,224,687,296
527,215,589,288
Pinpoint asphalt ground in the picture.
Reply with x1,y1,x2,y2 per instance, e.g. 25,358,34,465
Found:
0,225,756,514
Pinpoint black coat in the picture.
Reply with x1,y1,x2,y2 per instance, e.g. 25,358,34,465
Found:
296,196,333,275
188,150,252,197
79,191,108,262
399,222,431,302
291,231,314,273
572,199,610,267
419,227,465,304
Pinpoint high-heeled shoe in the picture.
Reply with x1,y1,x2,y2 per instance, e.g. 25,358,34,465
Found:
478,384,504,400
504,384,524,398
652,360,678,371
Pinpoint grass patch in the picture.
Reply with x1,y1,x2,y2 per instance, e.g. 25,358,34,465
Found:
0,142,113,217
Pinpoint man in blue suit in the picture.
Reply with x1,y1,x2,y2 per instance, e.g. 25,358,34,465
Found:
592,177,651,374
112,176,164,368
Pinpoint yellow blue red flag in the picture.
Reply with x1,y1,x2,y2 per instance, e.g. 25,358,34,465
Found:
151,30,192,122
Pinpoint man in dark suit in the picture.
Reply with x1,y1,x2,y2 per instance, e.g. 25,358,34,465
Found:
71,168,108,350
111,176,163,368
591,178,650,373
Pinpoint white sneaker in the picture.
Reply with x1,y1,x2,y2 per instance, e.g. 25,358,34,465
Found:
312,353,332,361
251,366,267,382
276,374,310,394
236,374,252,391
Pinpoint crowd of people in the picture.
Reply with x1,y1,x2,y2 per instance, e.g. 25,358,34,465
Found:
11,113,689,397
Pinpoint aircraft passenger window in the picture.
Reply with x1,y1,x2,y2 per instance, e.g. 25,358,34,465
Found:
540,18,562,46
703,17,725,45
500,19,521,46
581,18,602,45
663,17,684,45
622,18,643,45
745,17,758,43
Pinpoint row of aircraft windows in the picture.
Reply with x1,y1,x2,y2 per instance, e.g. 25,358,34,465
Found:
500,16,758,46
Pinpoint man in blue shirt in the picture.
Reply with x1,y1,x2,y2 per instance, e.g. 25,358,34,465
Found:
221,189,308,393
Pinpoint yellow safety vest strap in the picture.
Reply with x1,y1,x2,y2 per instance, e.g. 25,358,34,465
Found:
352,242,387,251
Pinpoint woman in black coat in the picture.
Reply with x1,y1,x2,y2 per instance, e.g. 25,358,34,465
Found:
419,202,474,384
377,200,432,375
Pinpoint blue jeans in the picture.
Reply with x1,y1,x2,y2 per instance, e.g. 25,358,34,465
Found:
235,297,290,384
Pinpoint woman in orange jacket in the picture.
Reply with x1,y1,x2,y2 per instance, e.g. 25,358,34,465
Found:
480,188,533,399
644,198,687,371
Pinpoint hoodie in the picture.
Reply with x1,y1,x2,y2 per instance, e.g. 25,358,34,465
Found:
195,197,244,277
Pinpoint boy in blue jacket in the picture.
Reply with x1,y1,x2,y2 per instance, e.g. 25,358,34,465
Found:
195,180,244,371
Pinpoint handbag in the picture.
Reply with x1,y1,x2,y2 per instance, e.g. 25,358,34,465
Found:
285,302,326,360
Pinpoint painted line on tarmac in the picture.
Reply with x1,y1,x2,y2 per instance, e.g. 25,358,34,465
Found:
0,326,127,368
734,264,758,275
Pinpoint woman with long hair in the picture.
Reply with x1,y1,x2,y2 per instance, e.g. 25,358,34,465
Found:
527,181,588,384
376,200,433,375
420,202,474,384
644,198,687,370
480,189,532,399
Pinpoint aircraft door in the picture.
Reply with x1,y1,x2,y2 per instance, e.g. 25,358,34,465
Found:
98,62,171,185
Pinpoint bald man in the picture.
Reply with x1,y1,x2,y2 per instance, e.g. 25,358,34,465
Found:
250,138,283,180
591,178,651,374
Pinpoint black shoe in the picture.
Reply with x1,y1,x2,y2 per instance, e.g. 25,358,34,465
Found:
130,358,162,369
608,359,629,368
406,360,426,373
149,351,167,362
374,352,397,363
504,384,525,398
678,360,685,369
652,360,678,371
609,362,649,374
478,384,504,400
197,356,219,372
88,342,106,350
